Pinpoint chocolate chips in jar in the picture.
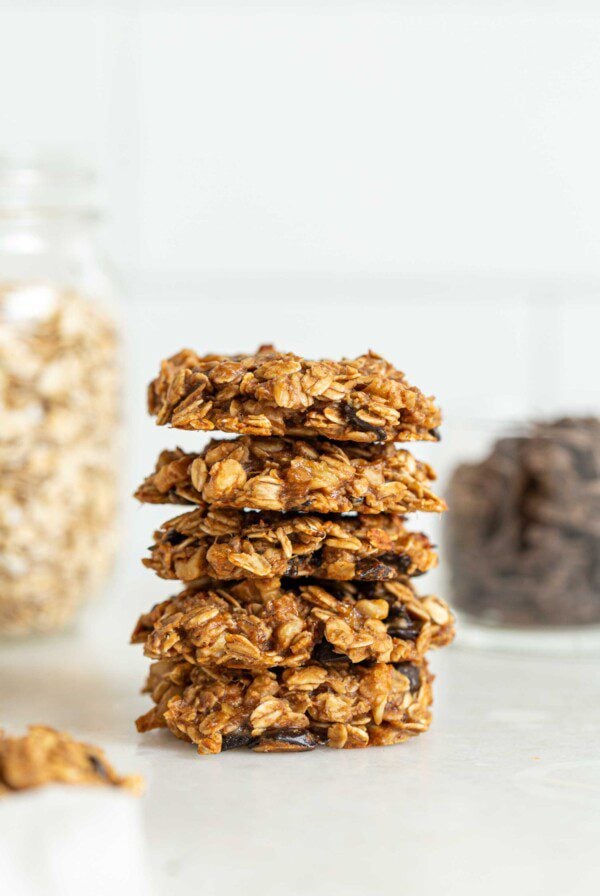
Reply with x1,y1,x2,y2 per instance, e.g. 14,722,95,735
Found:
445,418,600,627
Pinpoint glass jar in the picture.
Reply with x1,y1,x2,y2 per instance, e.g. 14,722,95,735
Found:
0,160,120,636
442,416,600,653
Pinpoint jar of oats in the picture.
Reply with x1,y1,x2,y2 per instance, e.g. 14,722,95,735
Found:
0,161,120,635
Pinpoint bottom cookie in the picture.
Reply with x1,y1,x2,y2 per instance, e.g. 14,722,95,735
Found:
136,657,433,753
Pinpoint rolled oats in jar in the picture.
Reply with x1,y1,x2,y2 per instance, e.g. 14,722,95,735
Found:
0,161,121,635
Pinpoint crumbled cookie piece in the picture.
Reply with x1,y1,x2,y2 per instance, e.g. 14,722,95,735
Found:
136,657,433,753
131,577,453,668
145,508,437,582
0,726,143,795
135,437,445,515
147,347,441,443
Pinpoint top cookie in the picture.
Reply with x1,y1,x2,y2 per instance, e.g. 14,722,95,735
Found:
147,346,441,443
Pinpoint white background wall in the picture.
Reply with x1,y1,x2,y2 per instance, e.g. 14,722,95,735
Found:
0,1,598,454
3,1,600,278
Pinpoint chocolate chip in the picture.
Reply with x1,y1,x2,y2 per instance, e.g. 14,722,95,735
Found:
395,553,413,573
88,754,109,780
393,662,421,691
309,727,328,745
388,626,420,641
254,728,316,752
386,605,421,639
355,558,396,580
311,639,346,664
309,547,324,568
221,729,258,751
379,552,413,573
353,552,413,580
164,530,186,546
428,427,442,441
341,401,386,441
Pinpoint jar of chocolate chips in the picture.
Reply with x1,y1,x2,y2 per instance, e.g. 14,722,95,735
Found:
0,159,121,636
444,417,600,646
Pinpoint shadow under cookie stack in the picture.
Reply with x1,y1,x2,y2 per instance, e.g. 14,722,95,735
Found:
133,347,454,754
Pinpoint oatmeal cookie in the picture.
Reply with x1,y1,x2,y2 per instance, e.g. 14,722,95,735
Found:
147,347,441,443
0,726,143,795
136,657,433,753
145,507,437,582
135,437,445,515
131,577,453,669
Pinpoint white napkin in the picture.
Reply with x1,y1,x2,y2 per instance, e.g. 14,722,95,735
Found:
0,787,150,896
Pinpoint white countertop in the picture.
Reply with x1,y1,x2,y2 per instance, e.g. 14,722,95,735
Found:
2,573,599,896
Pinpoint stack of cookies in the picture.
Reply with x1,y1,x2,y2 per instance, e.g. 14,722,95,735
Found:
133,347,454,754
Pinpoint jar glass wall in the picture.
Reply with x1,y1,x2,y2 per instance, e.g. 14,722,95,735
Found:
0,161,121,636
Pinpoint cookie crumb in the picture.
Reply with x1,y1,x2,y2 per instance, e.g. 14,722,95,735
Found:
0,726,143,796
